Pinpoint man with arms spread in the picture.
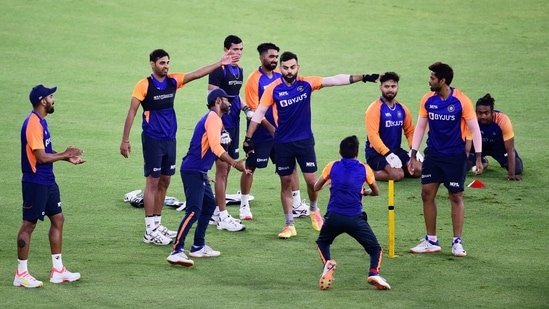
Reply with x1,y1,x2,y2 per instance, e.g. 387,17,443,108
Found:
208,35,248,232
16,85,85,288
167,89,249,266
465,93,523,181
244,51,379,238
120,48,236,245
239,42,307,220
408,62,483,257
364,72,422,181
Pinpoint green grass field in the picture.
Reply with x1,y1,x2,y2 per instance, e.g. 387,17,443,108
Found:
1,0,548,308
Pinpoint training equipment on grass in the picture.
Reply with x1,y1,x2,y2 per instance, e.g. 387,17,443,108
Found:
467,179,486,188
387,180,397,258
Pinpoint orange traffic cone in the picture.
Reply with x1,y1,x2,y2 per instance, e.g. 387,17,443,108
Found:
467,179,486,188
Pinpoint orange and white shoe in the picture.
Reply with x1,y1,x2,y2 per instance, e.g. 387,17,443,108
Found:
319,260,337,290
50,267,81,283
277,225,297,239
367,275,391,290
13,270,43,288
310,209,324,231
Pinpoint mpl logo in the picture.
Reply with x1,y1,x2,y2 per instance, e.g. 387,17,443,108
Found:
449,182,459,187
305,162,315,167
278,91,289,96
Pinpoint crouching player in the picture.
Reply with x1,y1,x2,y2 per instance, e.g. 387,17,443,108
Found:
313,135,390,290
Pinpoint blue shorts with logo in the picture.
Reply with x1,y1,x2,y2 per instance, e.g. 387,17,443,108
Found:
274,137,317,176
421,147,467,193
142,132,176,178
246,140,275,168
366,148,410,171
22,182,62,221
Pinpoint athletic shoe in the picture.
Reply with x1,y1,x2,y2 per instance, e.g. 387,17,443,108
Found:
319,260,337,290
367,275,391,290
292,201,310,218
410,238,441,253
209,213,219,226
217,215,246,232
156,225,177,238
278,225,297,239
310,209,324,232
13,270,43,288
50,267,81,283
452,241,467,257
189,244,221,258
239,204,253,220
143,228,173,245
166,250,194,267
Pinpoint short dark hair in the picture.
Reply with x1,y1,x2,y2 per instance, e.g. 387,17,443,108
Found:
428,62,454,86
257,42,279,55
280,51,298,64
476,93,495,111
380,72,400,84
150,49,169,62
224,35,242,49
339,135,359,159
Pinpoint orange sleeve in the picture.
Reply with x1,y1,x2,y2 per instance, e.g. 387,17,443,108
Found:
26,115,45,151
418,92,434,118
304,76,323,91
494,112,515,141
321,161,335,180
364,163,376,185
365,100,389,155
131,78,149,101
204,113,225,157
259,80,280,108
455,89,476,140
401,103,415,148
168,73,187,89
244,71,261,110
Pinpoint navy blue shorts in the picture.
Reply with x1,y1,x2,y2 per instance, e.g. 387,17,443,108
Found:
22,182,62,221
421,148,467,193
274,137,317,176
366,148,410,171
142,132,176,178
222,127,240,159
246,140,275,168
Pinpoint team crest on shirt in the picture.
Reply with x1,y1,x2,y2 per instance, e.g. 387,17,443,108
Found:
447,104,455,112
397,111,402,118
297,86,304,92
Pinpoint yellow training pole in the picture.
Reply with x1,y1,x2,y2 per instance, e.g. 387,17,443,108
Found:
388,180,397,258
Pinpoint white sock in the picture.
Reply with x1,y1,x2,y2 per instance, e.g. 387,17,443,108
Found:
154,215,161,227
309,200,318,211
145,217,155,234
219,210,229,220
17,259,28,273
292,190,301,207
52,254,63,270
213,206,220,216
427,235,438,242
241,194,250,206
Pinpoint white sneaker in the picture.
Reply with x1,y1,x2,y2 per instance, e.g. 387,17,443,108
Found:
166,250,194,267
143,228,173,245
50,267,81,283
13,270,43,288
156,225,177,238
217,215,246,231
292,201,310,218
452,241,467,257
189,244,221,258
209,213,220,226
410,238,441,253
239,204,253,220
367,275,391,290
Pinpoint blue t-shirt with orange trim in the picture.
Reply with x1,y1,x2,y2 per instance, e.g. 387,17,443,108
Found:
21,111,55,185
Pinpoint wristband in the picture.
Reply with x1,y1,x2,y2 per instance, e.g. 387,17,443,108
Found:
122,140,130,143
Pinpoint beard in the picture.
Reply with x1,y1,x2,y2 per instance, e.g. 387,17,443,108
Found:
382,92,396,101
283,74,296,84
46,104,55,114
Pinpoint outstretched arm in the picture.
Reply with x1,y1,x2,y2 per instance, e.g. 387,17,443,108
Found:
183,51,237,83
321,74,379,87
